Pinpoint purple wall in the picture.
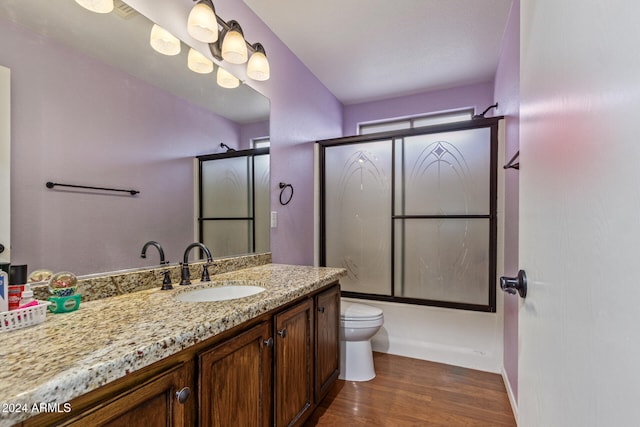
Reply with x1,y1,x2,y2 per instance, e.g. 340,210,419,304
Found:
493,0,520,402
206,0,344,266
239,120,270,151
343,82,495,135
2,17,243,275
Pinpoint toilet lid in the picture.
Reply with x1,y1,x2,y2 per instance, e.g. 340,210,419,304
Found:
341,302,383,320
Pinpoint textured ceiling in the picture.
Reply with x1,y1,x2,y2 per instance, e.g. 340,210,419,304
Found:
244,0,513,104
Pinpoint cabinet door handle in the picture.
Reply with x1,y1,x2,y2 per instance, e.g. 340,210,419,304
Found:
176,387,191,404
277,328,287,339
318,306,325,313
263,337,274,348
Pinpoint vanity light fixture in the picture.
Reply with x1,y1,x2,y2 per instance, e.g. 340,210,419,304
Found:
188,48,214,74
187,1,219,43
216,67,240,89
247,43,270,81
188,0,270,82
220,20,248,64
150,24,181,56
74,0,114,14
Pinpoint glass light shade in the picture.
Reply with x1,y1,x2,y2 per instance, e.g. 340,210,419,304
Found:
221,30,248,64
150,24,181,56
74,0,113,13
187,2,218,43
188,48,213,74
217,67,240,89
247,51,270,81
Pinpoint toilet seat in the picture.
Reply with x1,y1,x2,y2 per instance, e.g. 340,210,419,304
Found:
341,302,383,322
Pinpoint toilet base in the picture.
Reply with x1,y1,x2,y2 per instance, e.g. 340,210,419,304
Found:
339,339,375,381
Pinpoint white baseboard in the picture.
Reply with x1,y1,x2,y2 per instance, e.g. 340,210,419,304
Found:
350,297,503,374
371,335,501,374
501,367,518,424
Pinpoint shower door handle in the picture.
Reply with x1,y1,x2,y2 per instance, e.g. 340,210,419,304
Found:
500,270,527,298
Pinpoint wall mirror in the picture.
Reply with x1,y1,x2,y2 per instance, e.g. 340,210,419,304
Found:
0,0,271,277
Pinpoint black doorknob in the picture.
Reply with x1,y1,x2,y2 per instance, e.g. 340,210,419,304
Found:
0,243,4,254
500,270,527,298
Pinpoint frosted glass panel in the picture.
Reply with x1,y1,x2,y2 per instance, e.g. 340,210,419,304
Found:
325,140,392,295
254,154,270,253
202,220,252,256
394,219,489,305
202,157,250,218
396,128,491,215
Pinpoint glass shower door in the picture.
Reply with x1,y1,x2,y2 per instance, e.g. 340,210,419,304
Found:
324,139,392,295
199,149,270,257
201,156,252,256
253,154,270,253
394,128,492,305
321,120,498,311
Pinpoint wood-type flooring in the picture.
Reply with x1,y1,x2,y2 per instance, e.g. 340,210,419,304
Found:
304,352,517,426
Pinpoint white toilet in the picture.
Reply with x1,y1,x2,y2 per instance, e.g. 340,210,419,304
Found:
339,301,384,381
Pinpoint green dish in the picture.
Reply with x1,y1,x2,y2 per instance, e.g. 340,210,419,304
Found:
48,294,81,313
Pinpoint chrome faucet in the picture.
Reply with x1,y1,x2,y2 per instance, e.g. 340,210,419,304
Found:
140,241,172,290
180,242,213,286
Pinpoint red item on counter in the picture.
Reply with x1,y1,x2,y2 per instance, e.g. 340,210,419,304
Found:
8,285,24,310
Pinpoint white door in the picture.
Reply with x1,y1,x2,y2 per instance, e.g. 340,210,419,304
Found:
0,65,9,266
518,1,640,425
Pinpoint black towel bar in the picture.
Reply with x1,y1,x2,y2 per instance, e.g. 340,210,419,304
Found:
45,181,139,196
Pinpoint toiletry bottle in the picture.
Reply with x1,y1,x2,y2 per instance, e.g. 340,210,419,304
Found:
19,283,34,307
0,269,7,312
8,285,23,310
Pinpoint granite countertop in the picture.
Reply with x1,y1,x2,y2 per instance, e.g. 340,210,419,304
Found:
0,264,346,427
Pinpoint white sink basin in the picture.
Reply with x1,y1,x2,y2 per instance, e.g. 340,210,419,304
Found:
175,285,266,302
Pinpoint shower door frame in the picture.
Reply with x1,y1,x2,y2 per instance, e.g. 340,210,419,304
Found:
318,117,501,312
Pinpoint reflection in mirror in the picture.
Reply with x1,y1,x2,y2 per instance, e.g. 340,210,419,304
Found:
0,0,270,277
198,148,270,257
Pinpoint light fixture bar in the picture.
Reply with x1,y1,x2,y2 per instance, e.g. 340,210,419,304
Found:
198,7,262,62
191,0,269,82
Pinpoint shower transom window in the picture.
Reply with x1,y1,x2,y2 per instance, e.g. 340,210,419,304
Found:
319,118,500,312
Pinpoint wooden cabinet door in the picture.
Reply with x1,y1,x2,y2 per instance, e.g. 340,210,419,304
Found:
274,298,314,427
315,285,340,401
61,363,192,427
198,321,273,427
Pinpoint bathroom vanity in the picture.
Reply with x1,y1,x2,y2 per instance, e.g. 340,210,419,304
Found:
0,263,345,427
